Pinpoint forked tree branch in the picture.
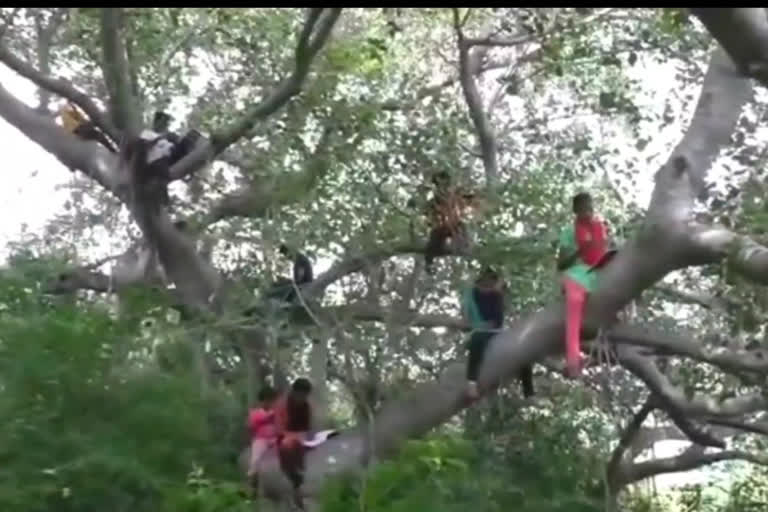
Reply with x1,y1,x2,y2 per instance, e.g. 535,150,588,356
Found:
170,8,342,181
606,397,655,484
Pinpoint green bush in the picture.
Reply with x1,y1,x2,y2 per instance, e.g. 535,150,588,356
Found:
0,274,240,512
320,410,609,512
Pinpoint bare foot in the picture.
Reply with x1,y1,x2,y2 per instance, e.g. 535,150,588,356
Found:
466,381,479,400
292,489,305,510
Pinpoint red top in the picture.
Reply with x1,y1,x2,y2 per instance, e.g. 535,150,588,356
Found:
427,188,475,231
248,408,276,440
574,216,607,266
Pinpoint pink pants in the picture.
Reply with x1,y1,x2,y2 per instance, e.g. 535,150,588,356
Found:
563,277,587,376
248,438,272,475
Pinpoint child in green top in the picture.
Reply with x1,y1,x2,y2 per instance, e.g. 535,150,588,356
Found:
556,192,611,378
461,268,534,400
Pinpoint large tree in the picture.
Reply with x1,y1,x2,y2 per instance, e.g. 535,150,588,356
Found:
3,7,768,509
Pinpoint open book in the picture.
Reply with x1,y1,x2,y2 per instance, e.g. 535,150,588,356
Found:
302,429,338,448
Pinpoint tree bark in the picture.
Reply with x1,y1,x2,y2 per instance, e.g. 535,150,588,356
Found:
99,8,140,134
690,8,768,86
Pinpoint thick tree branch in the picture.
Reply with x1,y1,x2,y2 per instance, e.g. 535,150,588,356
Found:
618,445,768,487
0,82,121,192
648,47,751,217
690,8,768,86
606,398,655,485
609,323,768,375
619,346,768,417
32,8,67,114
0,45,120,141
452,8,499,185
132,207,222,311
99,8,140,134
690,226,768,285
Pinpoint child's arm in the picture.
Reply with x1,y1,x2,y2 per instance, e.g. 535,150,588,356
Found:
556,227,581,271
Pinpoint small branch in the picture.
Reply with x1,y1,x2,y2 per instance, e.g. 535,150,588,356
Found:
0,45,120,141
452,8,499,185
654,284,738,312
464,34,533,47
0,7,21,42
170,9,342,181
708,417,768,437
33,8,67,113
45,268,112,294
205,124,338,224
304,243,426,298
99,8,140,134
324,302,467,331
45,246,165,295
296,8,325,62
379,56,519,112
305,230,538,298
211,8,340,151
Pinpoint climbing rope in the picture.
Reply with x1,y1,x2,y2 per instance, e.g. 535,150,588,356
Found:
584,326,619,413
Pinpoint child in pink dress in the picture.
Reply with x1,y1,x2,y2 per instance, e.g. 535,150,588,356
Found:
247,387,278,477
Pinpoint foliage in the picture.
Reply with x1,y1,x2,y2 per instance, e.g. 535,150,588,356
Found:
321,399,612,512
671,467,768,512
0,272,242,512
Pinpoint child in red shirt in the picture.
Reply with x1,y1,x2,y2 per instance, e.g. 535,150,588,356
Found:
556,192,615,377
246,386,278,477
